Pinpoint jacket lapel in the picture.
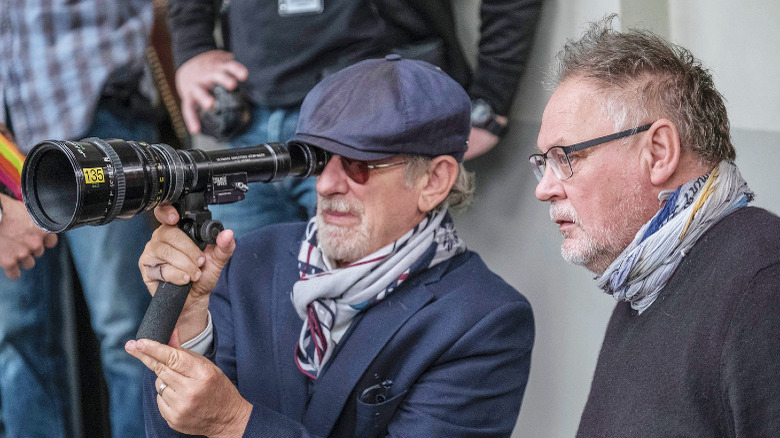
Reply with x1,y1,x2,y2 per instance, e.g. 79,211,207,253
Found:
272,239,310,419
301,262,449,436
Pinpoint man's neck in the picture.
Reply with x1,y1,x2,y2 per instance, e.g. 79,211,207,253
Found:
663,154,716,193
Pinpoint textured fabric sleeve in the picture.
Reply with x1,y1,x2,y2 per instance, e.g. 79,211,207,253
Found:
241,406,323,438
470,0,543,115
142,265,235,436
210,256,238,384
167,0,220,69
386,300,535,437
209,232,325,437
721,262,780,437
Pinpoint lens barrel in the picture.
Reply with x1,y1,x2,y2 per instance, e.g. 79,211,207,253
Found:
21,138,329,233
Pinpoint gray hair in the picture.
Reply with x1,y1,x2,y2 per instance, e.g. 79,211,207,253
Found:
548,15,735,164
404,155,475,211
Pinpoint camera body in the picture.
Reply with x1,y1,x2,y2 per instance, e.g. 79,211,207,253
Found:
199,85,251,141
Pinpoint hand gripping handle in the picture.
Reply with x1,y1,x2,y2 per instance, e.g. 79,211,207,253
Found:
135,281,192,344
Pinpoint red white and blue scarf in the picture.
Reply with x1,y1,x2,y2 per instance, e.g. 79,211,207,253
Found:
291,207,465,379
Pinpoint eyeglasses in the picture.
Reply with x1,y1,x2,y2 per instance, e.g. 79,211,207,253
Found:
338,156,407,184
528,123,652,182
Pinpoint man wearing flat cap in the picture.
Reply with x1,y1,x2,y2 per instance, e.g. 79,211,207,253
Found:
126,56,534,437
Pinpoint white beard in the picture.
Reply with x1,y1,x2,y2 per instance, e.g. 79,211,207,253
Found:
551,197,647,274
316,197,371,265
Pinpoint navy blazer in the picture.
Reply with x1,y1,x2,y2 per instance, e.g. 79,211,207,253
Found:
144,222,534,437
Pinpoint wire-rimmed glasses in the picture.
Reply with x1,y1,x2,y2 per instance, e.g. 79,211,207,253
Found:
529,123,653,182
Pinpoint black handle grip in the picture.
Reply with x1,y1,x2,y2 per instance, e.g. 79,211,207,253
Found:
135,281,191,344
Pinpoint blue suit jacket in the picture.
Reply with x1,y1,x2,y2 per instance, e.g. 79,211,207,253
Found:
144,222,534,437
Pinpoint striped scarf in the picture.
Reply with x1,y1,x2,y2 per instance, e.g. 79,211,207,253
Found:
291,207,465,379
598,161,753,313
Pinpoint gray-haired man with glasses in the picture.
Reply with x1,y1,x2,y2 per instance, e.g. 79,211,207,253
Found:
531,16,780,437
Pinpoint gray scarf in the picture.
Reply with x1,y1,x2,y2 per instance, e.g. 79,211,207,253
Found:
291,207,466,378
598,161,753,313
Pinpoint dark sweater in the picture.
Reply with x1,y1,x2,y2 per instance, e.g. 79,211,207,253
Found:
577,207,780,438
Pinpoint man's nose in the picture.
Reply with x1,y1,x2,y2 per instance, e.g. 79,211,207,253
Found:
534,165,565,202
316,156,350,196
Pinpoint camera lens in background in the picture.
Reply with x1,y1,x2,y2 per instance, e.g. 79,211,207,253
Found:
22,138,328,233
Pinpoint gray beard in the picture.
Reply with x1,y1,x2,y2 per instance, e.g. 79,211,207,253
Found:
315,204,371,265
553,200,648,275
560,232,617,275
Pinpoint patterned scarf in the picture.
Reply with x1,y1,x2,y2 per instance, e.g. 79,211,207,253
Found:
291,207,466,378
598,160,753,313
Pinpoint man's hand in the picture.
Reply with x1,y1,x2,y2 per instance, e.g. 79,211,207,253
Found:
176,50,249,134
464,115,508,160
125,337,252,437
138,205,236,342
0,194,58,279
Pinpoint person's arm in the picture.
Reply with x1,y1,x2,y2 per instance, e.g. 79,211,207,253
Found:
465,0,543,159
130,293,533,437
167,0,219,69
0,193,58,279
721,262,780,436
167,0,249,134
128,204,243,437
137,204,236,343
471,0,542,115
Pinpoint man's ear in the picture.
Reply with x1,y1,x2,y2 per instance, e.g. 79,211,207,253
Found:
417,156,459,213
643,119,681,187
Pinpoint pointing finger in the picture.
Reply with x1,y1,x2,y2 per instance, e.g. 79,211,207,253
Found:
128,339,202,380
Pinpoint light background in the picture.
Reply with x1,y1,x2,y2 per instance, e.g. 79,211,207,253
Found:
450,1,780,436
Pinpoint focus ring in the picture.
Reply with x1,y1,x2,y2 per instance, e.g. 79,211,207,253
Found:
151,143,185,203
132,141,161,209
83,138,126,225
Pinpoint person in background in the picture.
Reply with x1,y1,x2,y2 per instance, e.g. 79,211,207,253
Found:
167,0,543,238
531,16,780,437
0,1,158,436
127,56,535,437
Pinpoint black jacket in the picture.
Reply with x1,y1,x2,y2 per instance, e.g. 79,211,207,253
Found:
375,0,543,114
167,0,542,113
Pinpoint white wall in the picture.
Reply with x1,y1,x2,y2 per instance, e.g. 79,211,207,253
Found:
452,1,780,436
669,1,780,133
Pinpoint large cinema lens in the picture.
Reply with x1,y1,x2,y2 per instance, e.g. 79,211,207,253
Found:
22,138,329,233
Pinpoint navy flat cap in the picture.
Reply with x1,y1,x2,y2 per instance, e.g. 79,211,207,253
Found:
290,54,471,162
